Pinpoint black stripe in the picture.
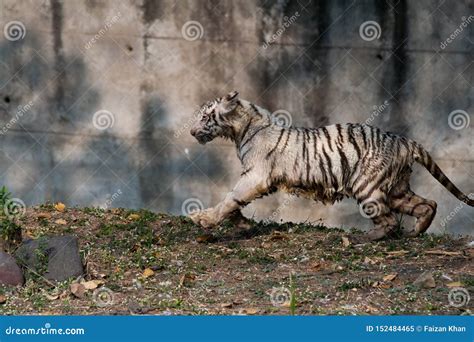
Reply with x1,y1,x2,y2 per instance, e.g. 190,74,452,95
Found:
233,198,248,206
239,119,253,145
303,130,310,182
266,129,285,159
347,124,361,160
322,147,338,189
281,129,291,153
337,145,350,185
336,124,344,145
240,124,271,149
241,167,253,176
369,126,376,149
250,104,263,118
322,127,333,152
359,125,368,149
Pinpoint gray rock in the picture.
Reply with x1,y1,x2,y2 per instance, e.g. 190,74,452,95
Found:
15,235,83,282
0,251,24,286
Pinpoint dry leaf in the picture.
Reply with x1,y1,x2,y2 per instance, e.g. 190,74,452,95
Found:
0,295,6,304
383,273,398,282
413,271,436,288
70,283,86,298
447,281,463,288
220,302,233,308
386,250,409,256
268,231,288,241
81,280,104,290
54,202,66,212
44,293,59,301
341,236,351,248
241,307,259,315
142,268,155,278
37,212,52,219
128,214,140,220
196,234,213,243
364,257,376,265
425,250,462,256
179,273,195,287
54,219,67,225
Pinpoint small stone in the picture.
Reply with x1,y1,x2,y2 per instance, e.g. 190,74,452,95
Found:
414,271,436,288
70,283,86,298
0,251,24,286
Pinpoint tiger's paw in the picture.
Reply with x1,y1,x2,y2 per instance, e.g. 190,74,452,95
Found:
189,209,219,228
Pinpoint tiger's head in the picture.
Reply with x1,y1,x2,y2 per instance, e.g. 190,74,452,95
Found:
190,91,240,144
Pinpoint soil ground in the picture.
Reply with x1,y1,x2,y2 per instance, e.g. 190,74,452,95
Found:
1,204,472,315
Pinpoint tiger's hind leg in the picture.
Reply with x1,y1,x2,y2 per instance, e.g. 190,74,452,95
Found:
389,191,437,237
357,191,398,241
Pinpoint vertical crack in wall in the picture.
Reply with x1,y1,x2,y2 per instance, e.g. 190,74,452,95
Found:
51,0,65,115
378,0,410,133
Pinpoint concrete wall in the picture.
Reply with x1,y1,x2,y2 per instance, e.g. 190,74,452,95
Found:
0,0,472,235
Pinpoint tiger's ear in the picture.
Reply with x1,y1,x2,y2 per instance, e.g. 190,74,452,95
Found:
217,91,239,115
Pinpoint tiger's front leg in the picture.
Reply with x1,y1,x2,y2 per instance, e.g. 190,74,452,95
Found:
189,173,268,228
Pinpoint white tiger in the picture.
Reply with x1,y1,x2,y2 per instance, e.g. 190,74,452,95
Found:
189,91,473,241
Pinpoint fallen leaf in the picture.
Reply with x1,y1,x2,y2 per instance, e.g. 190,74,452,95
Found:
447,281,463,288
310,261,321,271
54,202,66,212
0,295,6,304
128,214,140,220
196,234,213,243
413,271,436,288
37,212,52,219
81,280,104,290
386,250,409,256
44,293,59,301
70,283,86,298
241,307,259,315
179,273,195,287
220,302,233,308
268,231,289,241
142,268,155,278
363,257,376,265
54,219,67,225
383,273,398,282
425,250,462,256
341,236,351,248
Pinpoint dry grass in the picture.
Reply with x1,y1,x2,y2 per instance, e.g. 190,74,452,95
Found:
0,204,472,315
